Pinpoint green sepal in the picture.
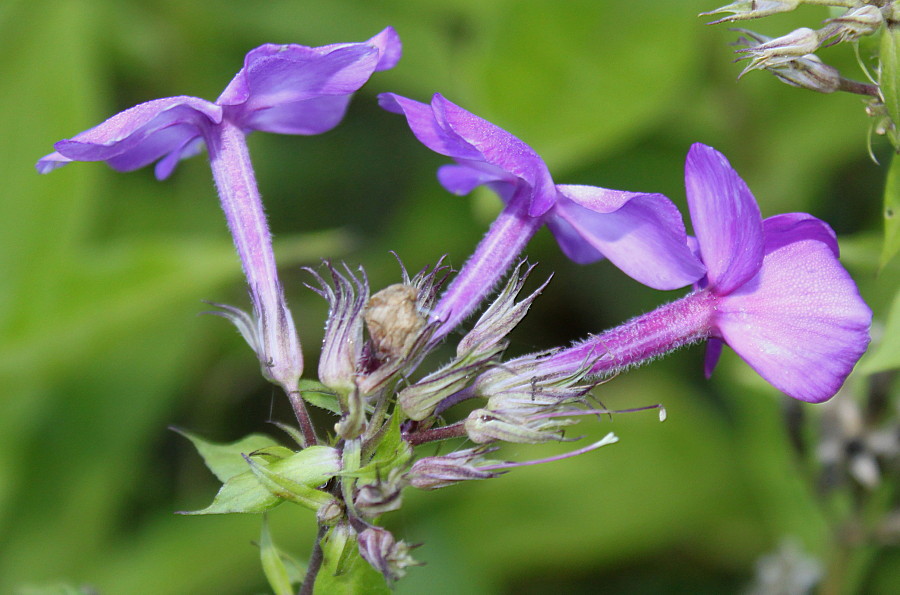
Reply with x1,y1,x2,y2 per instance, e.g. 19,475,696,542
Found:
260,514,296,595
173,428,280,482
881,153,900,269
881,22,900,152
300,378,342,415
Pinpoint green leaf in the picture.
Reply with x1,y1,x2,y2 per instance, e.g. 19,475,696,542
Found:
300,378,342,415
260,515,296,595
183,467,283,515
353,414,412,481
173,429,280,482
182,445,341,515
881,153,900,269
244,454,335,511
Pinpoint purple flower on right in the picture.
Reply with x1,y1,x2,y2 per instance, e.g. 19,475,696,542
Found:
521,143,871,403
685,143,871,402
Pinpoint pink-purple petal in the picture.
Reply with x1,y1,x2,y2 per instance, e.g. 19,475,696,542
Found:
431,94,555,217
714,239,871,403
238,94,352,135
552,185,706,290
378,93,485,161
763,213,839,257
437,163,509,195
703,338,724,378
37,97,221,173
685,143,764,295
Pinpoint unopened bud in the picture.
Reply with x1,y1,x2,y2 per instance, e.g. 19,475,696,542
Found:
737,27,822,73
465,408,575,444
354,469,406,518
358,527,420,583
824,5,884,45
701,0,800,25
769,54,841,94
316,498,345,525
408,448,502,490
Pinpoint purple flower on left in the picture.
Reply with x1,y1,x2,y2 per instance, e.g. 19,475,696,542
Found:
37,28,402,396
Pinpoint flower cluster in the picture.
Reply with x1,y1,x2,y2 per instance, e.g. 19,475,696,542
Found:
702,1,897,147
37,26,872,592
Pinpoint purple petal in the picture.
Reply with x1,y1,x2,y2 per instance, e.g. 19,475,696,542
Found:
310,27,402,71
704,338,724,378
37,96,221,174
378,93,485,160
549,185,706,290
236,93,353,135
714,238,871,403
380,93,556,217
763,213,839,257
431,95,556,217
365,26,403,71
216,29,400,134
685,143,764,295
437,163,507,195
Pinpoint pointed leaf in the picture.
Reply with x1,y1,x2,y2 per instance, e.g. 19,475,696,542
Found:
260,515,295,595
174,428,279,482
182,467,282,515
300,378,342,415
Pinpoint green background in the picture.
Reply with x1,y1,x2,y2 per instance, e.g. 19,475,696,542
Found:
1,0,897,593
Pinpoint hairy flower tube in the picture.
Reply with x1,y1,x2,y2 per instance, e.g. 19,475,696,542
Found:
379,93,705,339
37,29,401,400
494,143,871,404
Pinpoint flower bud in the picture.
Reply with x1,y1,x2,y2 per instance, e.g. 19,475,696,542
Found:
354,468,406,518
701,0,800,25
465,408,576,444
769,54,840,94
307,264,367,392
824,5,884,45
316,498,345,525
407,448,503,490
736,27,821,72
358,527,420,583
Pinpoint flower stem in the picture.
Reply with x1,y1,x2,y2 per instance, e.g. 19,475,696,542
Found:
299,524,327,595
429,196,543,342
288,391,319,447
404,421,469,446
539,290,717,378
205,119,304,393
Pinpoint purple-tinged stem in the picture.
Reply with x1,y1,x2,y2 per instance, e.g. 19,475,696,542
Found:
404,421,469,446
541,290,718,378
430,197,543,341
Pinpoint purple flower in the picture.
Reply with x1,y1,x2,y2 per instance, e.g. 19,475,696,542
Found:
378,93,704,339
515,143,870,403
37,29,402,397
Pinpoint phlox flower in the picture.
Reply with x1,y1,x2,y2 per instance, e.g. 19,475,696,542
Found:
37,29,402,396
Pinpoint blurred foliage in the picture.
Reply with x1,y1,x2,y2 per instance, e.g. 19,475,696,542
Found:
1,0,897,593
